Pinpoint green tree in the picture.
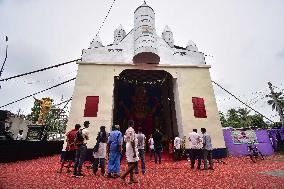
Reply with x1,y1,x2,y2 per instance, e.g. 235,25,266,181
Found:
266,92,284,112
30,100,41,123
45,106,68,134
219,111,227,127
248,114,267,129
219,108,268,129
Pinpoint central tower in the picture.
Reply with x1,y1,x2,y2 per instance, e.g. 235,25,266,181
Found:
133,1,160,64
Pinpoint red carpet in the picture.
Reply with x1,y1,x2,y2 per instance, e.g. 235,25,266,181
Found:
0,155,284,189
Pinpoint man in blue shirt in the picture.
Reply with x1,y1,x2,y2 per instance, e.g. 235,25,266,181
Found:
201,128,213,170
107,124,123,178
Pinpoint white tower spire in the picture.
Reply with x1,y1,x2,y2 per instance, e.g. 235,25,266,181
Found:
162,25,174,48
113,25,126,45
133,1,160,64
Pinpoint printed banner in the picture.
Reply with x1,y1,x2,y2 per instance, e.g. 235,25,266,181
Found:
231,130,258,144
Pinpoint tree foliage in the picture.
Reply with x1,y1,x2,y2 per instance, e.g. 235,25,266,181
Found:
266,92,284,112
220,108,268,129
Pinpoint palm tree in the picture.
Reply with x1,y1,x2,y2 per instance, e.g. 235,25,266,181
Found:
266,92,284,112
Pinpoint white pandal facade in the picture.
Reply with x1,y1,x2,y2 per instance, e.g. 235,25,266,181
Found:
66,1,225,151
82,1,205,65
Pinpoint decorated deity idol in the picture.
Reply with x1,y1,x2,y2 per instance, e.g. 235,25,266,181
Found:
36,97,53,125
119,86,160,136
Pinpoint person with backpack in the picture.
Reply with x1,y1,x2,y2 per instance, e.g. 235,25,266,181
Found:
92,126,108,176
58,124,81,173
73,121,90,177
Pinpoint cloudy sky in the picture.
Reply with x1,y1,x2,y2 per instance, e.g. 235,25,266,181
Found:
0,0,283,122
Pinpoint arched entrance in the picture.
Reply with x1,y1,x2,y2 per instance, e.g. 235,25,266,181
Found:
112,69,178,139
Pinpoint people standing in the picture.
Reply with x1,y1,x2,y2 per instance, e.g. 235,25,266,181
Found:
135,127,146,174
73,121,90,177
93,126,108,176
107,124,123,178
58,124,81,173
153,128,163,164
201,128,213,170
148,134,154,161
188,129,202,169
120,120,139,184
168,138,174,161
174,135,181,161
15,130,24,140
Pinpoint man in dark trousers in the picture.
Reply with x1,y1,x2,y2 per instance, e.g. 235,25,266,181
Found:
58,124,81,173
153,128,163,164
73,121,90,177
188,129,202,169
201,128,213,170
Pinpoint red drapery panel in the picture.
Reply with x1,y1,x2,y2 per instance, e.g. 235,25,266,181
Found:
84,96,99,117
192,97,207,118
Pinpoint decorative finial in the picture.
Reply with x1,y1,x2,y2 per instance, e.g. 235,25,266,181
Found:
163,25,172,33
186,40,196,47
143,1,147,6
90,35,103,48
117,24,123,30
94,35,102,43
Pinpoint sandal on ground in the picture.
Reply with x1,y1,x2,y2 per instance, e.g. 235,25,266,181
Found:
129,179,138,184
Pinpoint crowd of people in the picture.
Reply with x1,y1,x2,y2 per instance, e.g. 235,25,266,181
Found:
58,120,214,184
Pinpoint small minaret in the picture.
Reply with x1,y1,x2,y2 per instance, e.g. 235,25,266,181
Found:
162,25,174,48
90,35,103,48
133,1,160,64
186,40,198,52
113,25,126,45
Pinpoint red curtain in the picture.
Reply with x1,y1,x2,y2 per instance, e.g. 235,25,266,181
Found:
192,97,207,118
84,96,99,117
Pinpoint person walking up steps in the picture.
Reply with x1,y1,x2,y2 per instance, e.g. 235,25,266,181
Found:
201,128,214,170
153,128,163,164
135,127,146,174
120,120,139,184
107,124,123,178
188,129,202,169
73,121,90,177
92,126,108,176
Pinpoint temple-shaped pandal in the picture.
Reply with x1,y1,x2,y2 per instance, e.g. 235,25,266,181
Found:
65,1,226,157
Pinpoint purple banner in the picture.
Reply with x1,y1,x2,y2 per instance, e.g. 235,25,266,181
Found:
223,129,274,156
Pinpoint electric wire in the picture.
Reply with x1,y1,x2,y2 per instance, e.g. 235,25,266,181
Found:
0,59,80,82
0,78,76,109
212,80,274,123
95,0,117,37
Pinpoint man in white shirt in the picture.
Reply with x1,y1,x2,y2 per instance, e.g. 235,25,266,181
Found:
174,135,181,161
73,121,90,177
188,129,202,169
148,135,154,161
121,120,139,184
